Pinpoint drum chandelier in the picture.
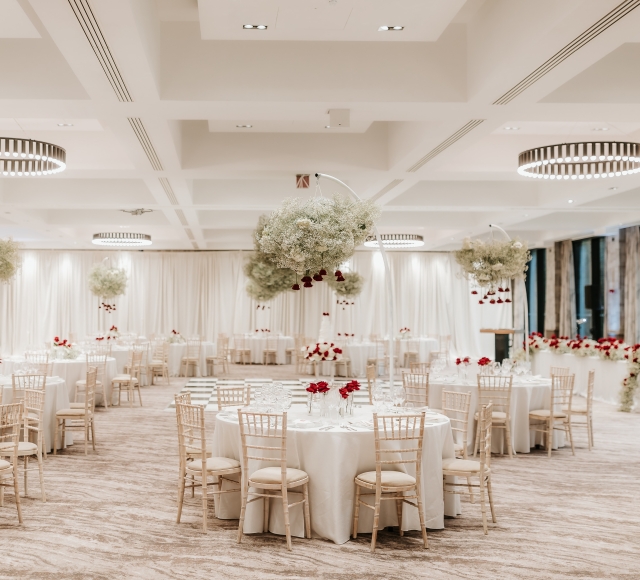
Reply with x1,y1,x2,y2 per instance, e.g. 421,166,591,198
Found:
0,137,66,176
518,141,640,180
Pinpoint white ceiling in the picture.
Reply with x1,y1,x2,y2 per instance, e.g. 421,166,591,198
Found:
2,0,640,251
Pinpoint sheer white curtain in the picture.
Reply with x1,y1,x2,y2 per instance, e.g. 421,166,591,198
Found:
0,249,508,358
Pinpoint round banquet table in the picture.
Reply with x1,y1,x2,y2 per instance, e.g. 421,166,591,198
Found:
168,341,217,377
232,336,293,365
0,356,117,407
211,404,459,544
428,374,566,454
0,375,72,452
340,342,377,377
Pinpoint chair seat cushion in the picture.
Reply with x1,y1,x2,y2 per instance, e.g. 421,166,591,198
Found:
112,375,138,383
529,409,567,419
355,470,416,487
0,441,38,455
442,458,483,473
249,467,308,485
76,379,102,387
149,360,165,366
0,459,11,471
474,411,507,421
563,405,587,414
181,357,199,362
188,457,240,472
56,408,89,417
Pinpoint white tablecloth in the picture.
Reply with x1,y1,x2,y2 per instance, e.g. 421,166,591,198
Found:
341,342,377,377
232,336,293,365
168,342,217,377
429,375,566,454
1,356,117,407
398,338,439,364
0,376,71,452
211,405,458,544
531,351,626,405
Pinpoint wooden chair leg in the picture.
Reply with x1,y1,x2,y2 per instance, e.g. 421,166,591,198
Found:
479,478,488,535
13,465,22,524
415,484,429,549
263,492,270,533
474,419,481,457
177,470,186,523
281,486,292,551
547,421,552,458
23,456,28,496
201,474,208,532
137,385,143,406
237,484,248,543
91,420,96,451
487,475,497,523
567,421,575,456
54,419,59,455
302,483,311,540
84,422,88,455
504,421,514,458
395,494,404,536
370,489,382,552
352,484,361,539
37,447,46,502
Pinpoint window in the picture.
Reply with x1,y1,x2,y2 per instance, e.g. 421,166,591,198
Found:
525,249,546,333
572,237,605,339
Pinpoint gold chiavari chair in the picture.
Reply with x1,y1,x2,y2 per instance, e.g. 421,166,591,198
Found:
0,390,46,501
206,337,230,376
180,338,202,377
550,366,570,377
566,370,594,450
352,412,428,552
365,364,376,404
237,411,311,551
410,362,431,374
176,399,240,532
443,403,496,534
529,374,576,457
148,341,170,385
233,336,251,365
263,336,278,365
112,350,144,407
383,339,400,375
0,402,24,523
443,390,472,459
75,352,109,409
474,375,514,458
24,351,48,365
402,372,429,407
217,386,251,410
55,367,97,456
11,374,46,404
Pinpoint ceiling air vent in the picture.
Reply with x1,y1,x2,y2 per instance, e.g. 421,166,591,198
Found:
493,0,640,105
158,178,179,205
128,118,163,171
406,120,484,173
370,179,404,202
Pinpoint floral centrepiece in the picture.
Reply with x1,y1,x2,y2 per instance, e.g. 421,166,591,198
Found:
399,327,411,338
256,195,379,286
168,329,185,344
455,237,530,303
0,238,21,283
304,342,343,362
339,380,361,399
52,337,80,360
88,263,127,300
477,357,492,367
306,381,330,394
456,356,471,366
107,325,119,340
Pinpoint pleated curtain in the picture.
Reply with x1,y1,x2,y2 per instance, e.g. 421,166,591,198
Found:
0,249,512,358
623,226,640,344
558,240,577,337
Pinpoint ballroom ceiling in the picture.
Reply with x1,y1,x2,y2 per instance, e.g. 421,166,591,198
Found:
2,0,640,250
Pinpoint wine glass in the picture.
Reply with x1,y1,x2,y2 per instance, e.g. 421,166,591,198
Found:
372,385,384,411
392,385,406,411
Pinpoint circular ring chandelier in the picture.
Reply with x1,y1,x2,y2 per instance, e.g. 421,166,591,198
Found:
92,233,152,247
364,234,424,248
0,137,66,176
518,141,640,180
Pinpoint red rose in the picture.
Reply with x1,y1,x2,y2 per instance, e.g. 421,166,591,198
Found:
313,273,323,282
292,283,300,290
335,270,342,277
471,290,478,295
479,300,484,304
319,269,327,276
303,281,313,288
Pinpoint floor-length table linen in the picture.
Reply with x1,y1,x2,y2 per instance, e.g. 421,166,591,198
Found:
0,376,72,452
428,375,566,454
231,336,293,365
210,405,459,544
1,356,117,406
531,351,626,405
168,341,216,377
398,337,439,364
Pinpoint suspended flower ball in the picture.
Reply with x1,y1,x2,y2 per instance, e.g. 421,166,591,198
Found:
0,238,21,283
88,263,127,299
327,271,364,298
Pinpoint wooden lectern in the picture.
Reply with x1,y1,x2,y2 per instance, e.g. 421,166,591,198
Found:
480,328,515,364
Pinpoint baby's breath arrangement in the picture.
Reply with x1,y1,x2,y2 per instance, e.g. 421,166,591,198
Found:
88,263,128,299
327,271,364,298
455,237,530,303
257,195,380,280
0,238,21,283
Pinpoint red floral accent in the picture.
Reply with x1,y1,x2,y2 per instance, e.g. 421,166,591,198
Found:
303,281,313,288
497,298,504,304
471,290,478,295
505,298,512,303
455,356,471,365
292,283,300,290
313,273,323,282
319,269,327,276
301,275,312,283
477,357,492,366
489,299,496,304
334,270,342,277
479,300,484,304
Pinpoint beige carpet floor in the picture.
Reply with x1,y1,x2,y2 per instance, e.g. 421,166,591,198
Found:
1,365,639,579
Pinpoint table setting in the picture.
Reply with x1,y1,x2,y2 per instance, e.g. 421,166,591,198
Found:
210,381,459,544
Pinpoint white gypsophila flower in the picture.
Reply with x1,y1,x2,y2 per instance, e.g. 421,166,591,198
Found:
297,218,312,230
88,263,128,299
327,271,364,298
492,263,503,271
0,238,21,283
513,241,523,249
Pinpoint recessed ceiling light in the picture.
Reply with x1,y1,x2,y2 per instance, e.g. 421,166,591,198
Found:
364,234,424,248
57,123,73,127
504,126,520,131
236,124,253,128
568,199,574,204
92,233,152,247
325,125,331,129
243,24,267,30
608,187,618,191
592,127,609,131
378,26,404,31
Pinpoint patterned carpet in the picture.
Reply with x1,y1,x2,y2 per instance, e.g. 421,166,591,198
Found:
1,370,639,579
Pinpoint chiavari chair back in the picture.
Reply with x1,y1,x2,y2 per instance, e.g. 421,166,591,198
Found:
410,362,431,374
402,372,429,407
55,367,97,455
217,386,251,410
0,402,24,522
442,390,472,459
475,374,513,458
11,374,46,404
352,412,428,551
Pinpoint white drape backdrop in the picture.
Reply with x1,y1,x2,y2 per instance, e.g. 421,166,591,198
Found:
0,250,510,358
